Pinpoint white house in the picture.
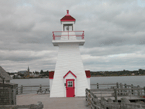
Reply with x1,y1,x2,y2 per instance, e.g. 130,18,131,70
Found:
50,10,90,97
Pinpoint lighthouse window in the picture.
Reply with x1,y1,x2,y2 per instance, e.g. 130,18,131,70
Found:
63,24,73,31
67,81,73,87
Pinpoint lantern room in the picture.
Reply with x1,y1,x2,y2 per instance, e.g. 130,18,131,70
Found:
52,10,85,46
61,10,75,31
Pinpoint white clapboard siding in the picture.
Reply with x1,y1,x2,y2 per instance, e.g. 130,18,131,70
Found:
50,43,89,97
87,78,90,89
49,79,53,91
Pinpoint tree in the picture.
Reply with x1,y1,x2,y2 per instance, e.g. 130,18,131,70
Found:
40,70,43,74
13,75,16,79
35,71,39,75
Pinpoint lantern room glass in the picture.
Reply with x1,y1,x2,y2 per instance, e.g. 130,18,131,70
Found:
63,24,73,31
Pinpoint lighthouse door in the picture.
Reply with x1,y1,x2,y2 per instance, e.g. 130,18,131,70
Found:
66,79,75,97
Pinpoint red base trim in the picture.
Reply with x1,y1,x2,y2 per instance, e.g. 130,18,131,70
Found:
85,70,91,78
49,70,90,79
49,71,54,79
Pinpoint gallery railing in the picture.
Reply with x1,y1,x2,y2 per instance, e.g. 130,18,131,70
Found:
52,31,84,40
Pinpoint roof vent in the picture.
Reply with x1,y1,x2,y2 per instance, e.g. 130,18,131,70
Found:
67,10,69,15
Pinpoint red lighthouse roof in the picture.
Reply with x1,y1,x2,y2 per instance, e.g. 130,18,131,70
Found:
60,10,76,22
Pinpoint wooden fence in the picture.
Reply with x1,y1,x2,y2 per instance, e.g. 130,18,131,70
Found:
86,88,145,109
91,83,116,89
0,83,17,105
0,101,43,109
91,83,145,100
87,83,145,109
86,88,101,109
16,85,50,94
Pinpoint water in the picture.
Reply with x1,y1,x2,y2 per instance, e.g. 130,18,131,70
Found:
11,78,49,86
11,78,50,94
91,76,145,87
11,76,145,87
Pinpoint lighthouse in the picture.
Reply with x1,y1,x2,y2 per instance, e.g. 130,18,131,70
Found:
49,10,90,97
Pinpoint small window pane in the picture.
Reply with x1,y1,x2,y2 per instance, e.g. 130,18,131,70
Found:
67,81,73,87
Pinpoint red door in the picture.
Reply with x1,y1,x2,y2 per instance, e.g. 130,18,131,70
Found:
66,79,75,97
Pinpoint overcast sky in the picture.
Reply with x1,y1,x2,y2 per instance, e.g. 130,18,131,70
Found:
0,0,145,72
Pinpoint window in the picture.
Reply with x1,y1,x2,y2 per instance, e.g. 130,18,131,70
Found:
63,24,73,31
67,81,73,87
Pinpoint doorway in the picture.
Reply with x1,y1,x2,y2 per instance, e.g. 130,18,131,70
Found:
66,79,75,97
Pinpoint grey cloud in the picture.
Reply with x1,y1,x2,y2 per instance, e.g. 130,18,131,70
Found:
0,50,57,62
0,0,145,72
83,53,145,71
81,45,140,56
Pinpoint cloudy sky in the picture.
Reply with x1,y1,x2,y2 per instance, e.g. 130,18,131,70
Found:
0,0,145,72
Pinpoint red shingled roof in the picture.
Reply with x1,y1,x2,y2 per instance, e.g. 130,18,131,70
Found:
60,10,76,22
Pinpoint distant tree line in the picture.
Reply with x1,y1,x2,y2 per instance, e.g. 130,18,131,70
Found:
9,68,145,79
90,69,145,76
9,70,50,79
40,70,49,76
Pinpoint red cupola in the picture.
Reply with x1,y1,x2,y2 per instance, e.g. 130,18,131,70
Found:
60,10,76,22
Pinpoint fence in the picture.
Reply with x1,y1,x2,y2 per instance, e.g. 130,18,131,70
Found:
16,85,50,94
86,88,101,109
87,83,145,109
91,83,116,89
86,88,145,109
0,101,43,109
0,83,18,105
91,83,145,101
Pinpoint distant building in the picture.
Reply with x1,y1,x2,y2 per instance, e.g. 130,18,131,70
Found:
8,72,17,78
18,66,30,78
0,66,11,83
131,73,135,76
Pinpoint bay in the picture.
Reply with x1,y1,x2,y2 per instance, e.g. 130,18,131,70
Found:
11,76,145,87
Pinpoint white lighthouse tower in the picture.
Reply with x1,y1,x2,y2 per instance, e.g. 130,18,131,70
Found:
49,10,90,97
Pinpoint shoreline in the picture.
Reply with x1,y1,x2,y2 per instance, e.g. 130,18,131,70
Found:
12,75,145,79
91,75,145,77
